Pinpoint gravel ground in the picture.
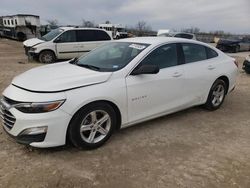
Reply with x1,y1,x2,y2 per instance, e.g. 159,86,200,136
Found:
0,38,250,188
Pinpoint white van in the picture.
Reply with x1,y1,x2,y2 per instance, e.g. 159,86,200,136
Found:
23,27,112,63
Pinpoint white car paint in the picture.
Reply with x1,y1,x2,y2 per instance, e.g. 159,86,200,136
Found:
23,27,112,62
2,37,238,148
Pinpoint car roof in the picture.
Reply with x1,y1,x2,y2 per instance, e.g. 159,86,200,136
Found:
59,27,107,31
118,37,201,46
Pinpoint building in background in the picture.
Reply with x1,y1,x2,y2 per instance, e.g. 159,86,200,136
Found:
0,14,40,41
98,23,128,39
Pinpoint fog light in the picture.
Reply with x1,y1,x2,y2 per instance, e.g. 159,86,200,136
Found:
19,126,48,135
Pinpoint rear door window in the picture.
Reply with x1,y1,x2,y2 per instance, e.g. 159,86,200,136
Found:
76,30,111,42
94,30,111,41
182,43,207,63
77,30,93,42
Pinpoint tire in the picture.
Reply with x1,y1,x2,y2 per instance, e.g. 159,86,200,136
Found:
68,102,117,149
204,79,227,111
38,51,56,64
17,32,26,41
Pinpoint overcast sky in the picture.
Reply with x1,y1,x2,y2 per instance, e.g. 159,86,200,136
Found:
1,0,250,34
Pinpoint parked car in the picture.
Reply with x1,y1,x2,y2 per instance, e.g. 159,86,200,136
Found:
23,27,112,63
216,37,250,53
157,31,196,40
243,55,250,74
1,37,238,149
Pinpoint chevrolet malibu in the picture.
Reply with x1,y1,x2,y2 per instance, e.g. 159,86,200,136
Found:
0,37,238,149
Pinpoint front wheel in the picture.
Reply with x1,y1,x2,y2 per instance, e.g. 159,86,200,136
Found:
68,102,117,149
38,51,56,64
204,79,226,111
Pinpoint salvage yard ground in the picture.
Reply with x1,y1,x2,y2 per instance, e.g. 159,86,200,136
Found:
0,38,250,188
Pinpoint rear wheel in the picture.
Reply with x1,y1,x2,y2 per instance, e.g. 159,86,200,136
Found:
204,79,226,111
68,102,117,149
39,51,56,64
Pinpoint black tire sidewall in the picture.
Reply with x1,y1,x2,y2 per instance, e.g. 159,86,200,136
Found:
68,102,117,149
205,79,226,111
39,51,55,64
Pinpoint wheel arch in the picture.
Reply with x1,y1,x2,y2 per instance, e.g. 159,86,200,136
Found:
217,75,229,94
66,99,122,144
39,49,56,58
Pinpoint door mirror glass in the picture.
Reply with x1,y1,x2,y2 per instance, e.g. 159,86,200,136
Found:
131,64,159,75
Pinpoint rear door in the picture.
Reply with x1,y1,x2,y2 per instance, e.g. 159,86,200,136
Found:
55,30,78,59
180,43,219,104
76,30,111,57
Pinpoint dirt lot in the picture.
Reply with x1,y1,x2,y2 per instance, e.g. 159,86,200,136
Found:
0,38,250,188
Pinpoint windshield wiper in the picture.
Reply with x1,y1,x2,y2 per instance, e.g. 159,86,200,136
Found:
76,64,100,71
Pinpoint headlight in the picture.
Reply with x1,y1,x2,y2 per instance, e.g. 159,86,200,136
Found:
15,100,65,113
29,47,37,52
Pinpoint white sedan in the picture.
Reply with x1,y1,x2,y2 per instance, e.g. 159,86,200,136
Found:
1,37,238,149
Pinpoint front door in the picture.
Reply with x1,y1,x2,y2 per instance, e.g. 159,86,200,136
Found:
55,30,79,59
126,43,186,123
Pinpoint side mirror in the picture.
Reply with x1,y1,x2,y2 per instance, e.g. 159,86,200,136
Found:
131,64,159,75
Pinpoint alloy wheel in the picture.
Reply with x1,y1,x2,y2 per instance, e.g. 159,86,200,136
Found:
80,110,111,144
211,84,225,107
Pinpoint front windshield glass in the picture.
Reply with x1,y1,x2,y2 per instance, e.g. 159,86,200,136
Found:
41,28,64,41
117,28,126,32
75,42,150,72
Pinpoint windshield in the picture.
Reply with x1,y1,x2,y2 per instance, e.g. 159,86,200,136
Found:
41,28,64,41
117,28,126,32
74,42,150,72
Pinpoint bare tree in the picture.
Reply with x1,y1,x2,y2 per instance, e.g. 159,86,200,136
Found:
82,19,96,28
105,20,111,24
46,19,59,27
135,21,152,36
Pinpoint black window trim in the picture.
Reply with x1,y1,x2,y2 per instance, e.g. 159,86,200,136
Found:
129,42,182,75
205,46,218,59
180,42,218,64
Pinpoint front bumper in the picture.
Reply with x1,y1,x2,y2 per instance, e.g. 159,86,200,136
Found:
3,127,46,145
1,104,72,148
1,85,72,148
24,46,39,60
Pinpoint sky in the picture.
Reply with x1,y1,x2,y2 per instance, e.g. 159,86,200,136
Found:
1,0,250,34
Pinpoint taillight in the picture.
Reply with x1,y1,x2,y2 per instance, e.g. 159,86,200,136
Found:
234,60,238,68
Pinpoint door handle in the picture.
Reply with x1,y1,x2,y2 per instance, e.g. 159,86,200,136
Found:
172,72,182,77
208,65,215,70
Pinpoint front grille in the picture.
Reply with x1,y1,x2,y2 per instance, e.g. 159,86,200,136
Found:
0,99,16,130
24,46,31,56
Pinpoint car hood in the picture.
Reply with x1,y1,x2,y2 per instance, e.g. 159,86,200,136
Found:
23,38,45,47
12,62,112,92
